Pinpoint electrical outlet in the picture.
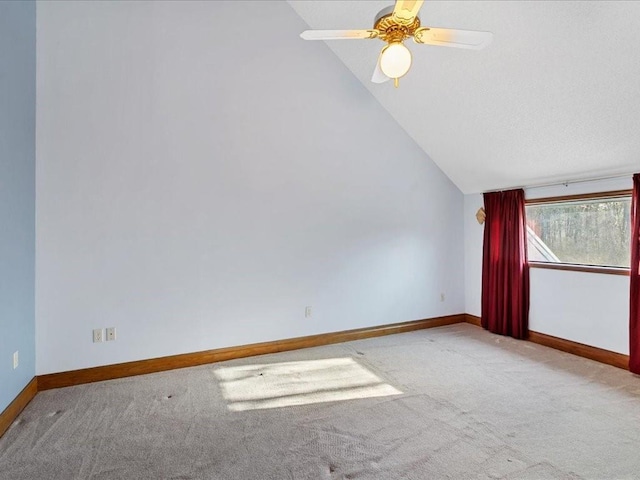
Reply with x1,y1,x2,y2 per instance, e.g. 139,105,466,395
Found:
106,327,116,341
93,328,104,343
305,306,312,318
440,293,445,302
13,351,18,369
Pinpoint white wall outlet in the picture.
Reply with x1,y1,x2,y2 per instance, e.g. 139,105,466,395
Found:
106,327,116,341
13,351,18,369
93,328,104,343
305,306,312,318
440,293,445,302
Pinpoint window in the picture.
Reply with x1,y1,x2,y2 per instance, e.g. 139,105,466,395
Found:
525,190,632,273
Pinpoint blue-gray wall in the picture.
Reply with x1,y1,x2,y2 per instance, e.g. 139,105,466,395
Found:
0,1,36,412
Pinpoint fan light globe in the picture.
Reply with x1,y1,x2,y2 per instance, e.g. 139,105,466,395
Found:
380,42,412,79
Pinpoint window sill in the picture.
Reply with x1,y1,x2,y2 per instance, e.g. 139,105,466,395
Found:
528,261,630,276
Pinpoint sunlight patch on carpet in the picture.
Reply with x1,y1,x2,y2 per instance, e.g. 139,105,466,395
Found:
214,357,402,411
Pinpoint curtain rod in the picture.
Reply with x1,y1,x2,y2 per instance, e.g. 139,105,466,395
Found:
486,172,634,194
524,172,634,191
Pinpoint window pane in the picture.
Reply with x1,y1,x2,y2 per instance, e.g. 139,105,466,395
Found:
526,197,631,268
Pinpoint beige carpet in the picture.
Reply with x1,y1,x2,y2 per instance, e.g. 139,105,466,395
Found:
1,323,640,479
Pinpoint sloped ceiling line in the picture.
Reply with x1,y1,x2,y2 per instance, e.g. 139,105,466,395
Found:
288,1,640,194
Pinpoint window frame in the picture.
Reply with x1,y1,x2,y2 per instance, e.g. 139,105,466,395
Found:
525,189,632,276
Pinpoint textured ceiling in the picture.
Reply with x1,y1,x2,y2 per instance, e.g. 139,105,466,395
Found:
288,1,640,193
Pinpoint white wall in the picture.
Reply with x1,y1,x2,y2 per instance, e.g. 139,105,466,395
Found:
36,1,464,375
529,268,629,354
464,177,632,354
464,193,483,317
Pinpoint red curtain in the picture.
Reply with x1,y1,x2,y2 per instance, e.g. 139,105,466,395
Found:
481,189,529,339
630,174,640,374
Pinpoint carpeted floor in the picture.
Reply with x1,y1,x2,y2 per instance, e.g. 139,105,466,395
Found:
1,323,640,479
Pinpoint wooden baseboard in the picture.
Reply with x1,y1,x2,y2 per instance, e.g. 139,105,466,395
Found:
463,314,629,370
527,331,629,370
2,313,630,441
38,314,466,391
5,313,629,441
0,377,38,438
464,314,482,327
0,315,465,438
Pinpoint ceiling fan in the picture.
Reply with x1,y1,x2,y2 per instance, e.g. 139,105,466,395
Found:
300,0,493,87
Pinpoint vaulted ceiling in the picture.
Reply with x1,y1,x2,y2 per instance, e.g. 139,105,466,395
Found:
289,1,640,194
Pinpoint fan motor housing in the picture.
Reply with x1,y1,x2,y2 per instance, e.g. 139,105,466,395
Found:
374,6,421,43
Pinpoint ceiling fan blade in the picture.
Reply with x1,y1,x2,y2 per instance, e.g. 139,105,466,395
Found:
300,29,378,41
392,0,425,26
414,27,493,49
371,52,390,84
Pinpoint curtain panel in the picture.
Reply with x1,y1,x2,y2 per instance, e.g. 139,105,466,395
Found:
630,174,640,374
481,189,530,339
